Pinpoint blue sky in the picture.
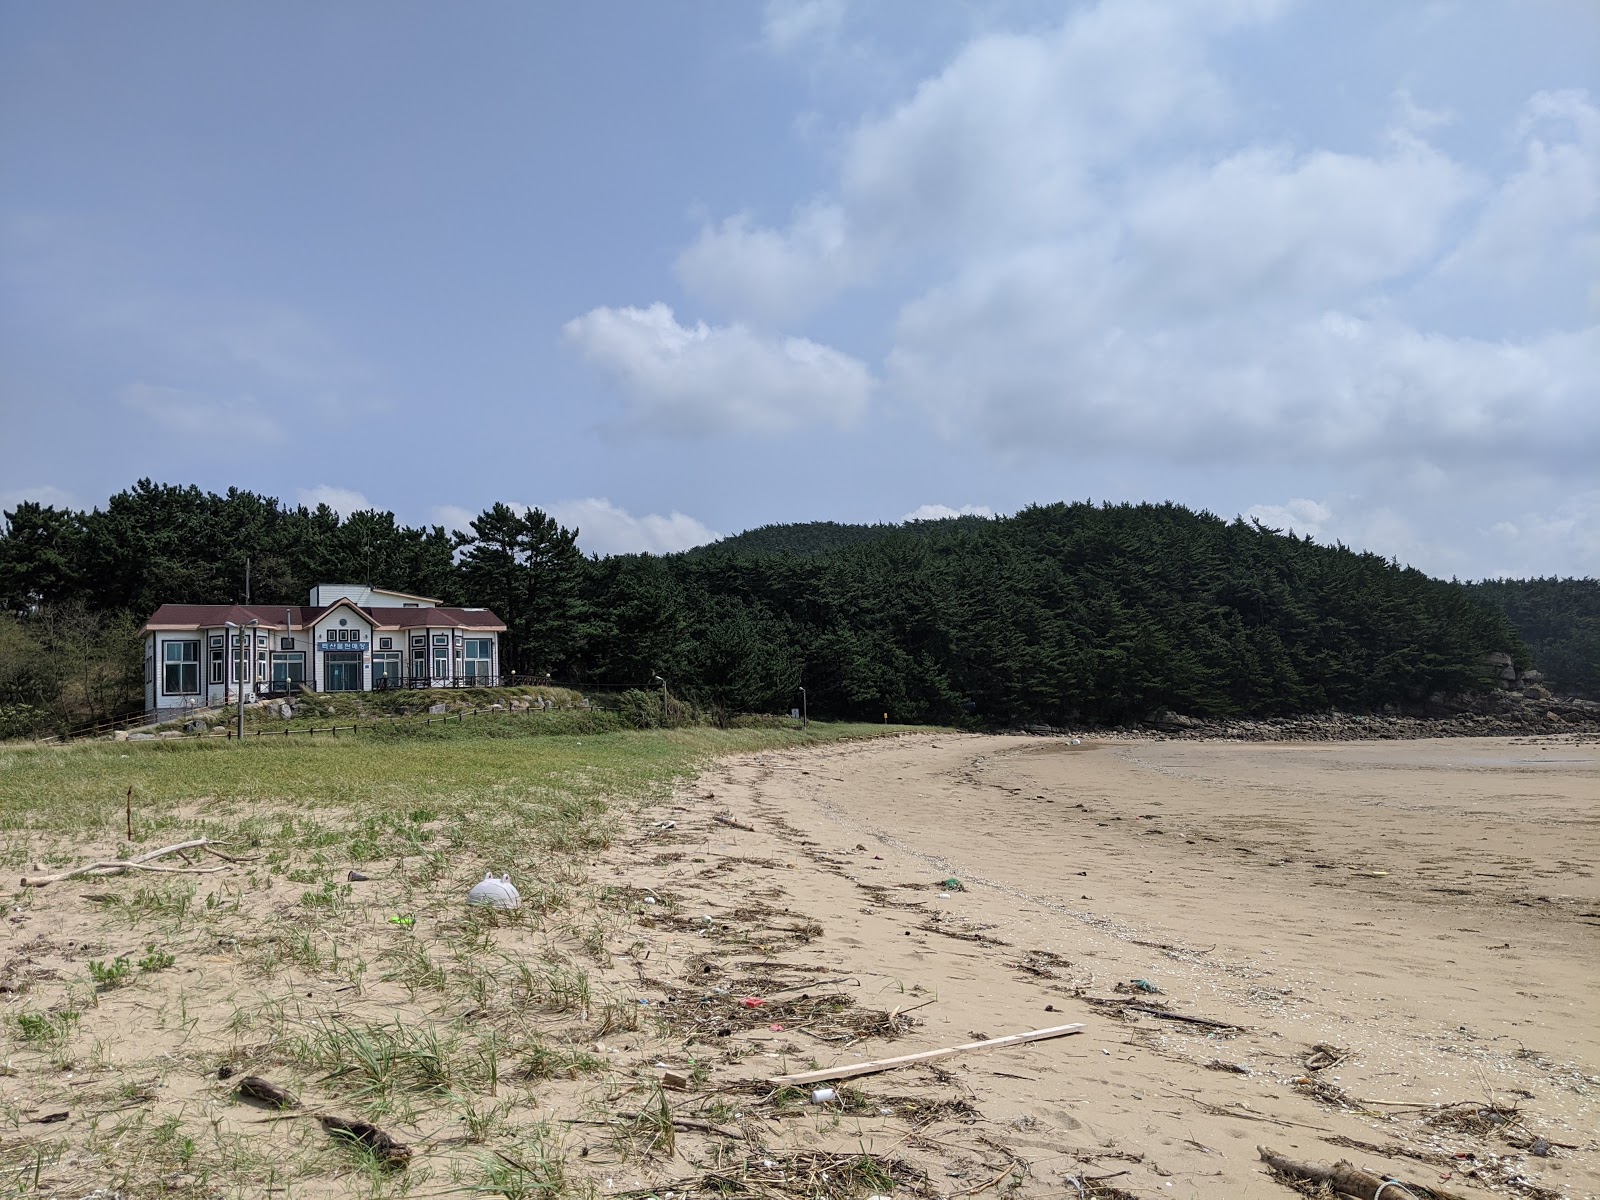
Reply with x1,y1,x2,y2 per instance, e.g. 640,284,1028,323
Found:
2,0,1595,577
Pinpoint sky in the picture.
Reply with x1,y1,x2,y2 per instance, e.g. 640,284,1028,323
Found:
1,0,1596,578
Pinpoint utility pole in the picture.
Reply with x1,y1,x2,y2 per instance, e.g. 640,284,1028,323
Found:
798,686,807,731
654,675,668,726
227,618,258,740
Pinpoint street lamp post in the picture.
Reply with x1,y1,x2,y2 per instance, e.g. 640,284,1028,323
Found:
798,686,807,731
653,675,668,726
225,618,259,740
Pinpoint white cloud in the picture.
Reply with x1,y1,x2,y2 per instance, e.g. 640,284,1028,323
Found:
902,503,996,522
120,382,283,442
1484,490,1600,577
563,302,874,435
676,203,864,325
1246,494,1470,576
433,497,719,556
660,4,1596,483
1118,135,1474,312
0,484,78,515
544,498,721,556
763,0,846,53
682,0,1279,319
1438,89,1600,289
296,485,373,517
431,504,478,534
1244,498,1334,538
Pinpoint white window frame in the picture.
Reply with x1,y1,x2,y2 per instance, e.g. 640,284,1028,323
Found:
163,639,200,695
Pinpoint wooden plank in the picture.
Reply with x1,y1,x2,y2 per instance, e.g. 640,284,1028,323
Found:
768,1022,1085,1085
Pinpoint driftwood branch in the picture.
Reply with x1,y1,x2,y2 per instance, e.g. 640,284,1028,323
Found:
770,1022,1085,1085
1080,995,1243,1031
235,1077,409,1166
21,838,249,888
714,814,756,833
1258,1145,1462,1199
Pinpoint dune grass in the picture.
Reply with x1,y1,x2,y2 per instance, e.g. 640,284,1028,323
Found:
0,721,901,854
0,721,912,1198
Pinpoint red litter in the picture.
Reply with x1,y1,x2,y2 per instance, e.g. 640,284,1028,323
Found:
739,997,765,1008
768,1022,785,1032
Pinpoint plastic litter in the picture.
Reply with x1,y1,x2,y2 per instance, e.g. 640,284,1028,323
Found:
810,1087,837,1104
388,915,415,928
739,997,765,1008
466,873,522,909
1131,978,1162,994
941,877,965,892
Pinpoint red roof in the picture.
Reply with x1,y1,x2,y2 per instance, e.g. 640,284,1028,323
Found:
141,602,505,634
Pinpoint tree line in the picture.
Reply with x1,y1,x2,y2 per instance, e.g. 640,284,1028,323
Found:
0,479,1564,735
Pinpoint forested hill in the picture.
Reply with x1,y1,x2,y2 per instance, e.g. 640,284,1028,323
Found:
1460,578,1599,699
1,482,1527,730
697,515,992,556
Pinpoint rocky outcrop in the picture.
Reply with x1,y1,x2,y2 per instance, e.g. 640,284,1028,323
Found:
1015,688,1600,741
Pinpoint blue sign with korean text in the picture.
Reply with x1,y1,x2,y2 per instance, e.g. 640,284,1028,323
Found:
317,642,369,652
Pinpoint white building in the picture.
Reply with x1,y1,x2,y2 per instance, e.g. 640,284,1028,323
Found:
140,584,506,718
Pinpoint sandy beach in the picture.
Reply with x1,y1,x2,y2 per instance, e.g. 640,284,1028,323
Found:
622,732,1599,1199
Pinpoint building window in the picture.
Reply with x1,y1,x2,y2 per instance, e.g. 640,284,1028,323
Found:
464,638,491,682
210,635,224,648
373,652,402,686
257,652,268,682
411,646,428,678
209,649,225,685
433,634,449,646
411,635,426,647
271,652,305,687
379,637,393,650
433,646,450,680
163,640,200,695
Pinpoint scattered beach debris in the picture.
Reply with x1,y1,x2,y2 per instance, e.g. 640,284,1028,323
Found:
1258,1145,1463,1199
715,813,757,832
1303,1042,1349,1071
466,872,521,909
769,1022,1085,1085
21,837,256,888
234,1076,411,1167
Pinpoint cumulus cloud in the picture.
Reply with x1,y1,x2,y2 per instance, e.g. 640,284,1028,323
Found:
676,204,864,325
1245,495,1472,576
430,505,478,534
121,382,283,442
296,486,374,517
902,503,996,522
659,4,1597,482
544,498,721,556
1244,498,1335,539
432,497,719,556
563,302,873,435
1437,89,1600,290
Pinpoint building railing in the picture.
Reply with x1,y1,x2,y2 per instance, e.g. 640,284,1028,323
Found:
371,673,551,691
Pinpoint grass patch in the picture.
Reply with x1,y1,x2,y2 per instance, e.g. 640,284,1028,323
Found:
0,721,911,1197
